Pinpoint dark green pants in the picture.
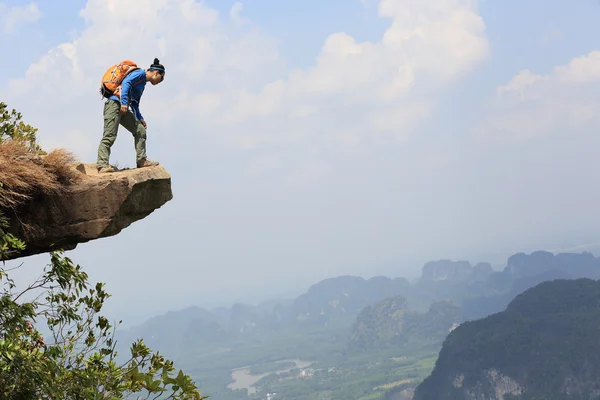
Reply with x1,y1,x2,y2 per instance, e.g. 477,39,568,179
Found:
97,100,147,167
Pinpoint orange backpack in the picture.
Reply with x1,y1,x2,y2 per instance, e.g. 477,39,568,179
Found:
99,60,140,98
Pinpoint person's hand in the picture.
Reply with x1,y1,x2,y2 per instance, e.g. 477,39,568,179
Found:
140,119,147,128
120,105,128,114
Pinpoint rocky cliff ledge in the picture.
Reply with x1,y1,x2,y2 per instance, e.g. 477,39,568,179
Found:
5,163,172,260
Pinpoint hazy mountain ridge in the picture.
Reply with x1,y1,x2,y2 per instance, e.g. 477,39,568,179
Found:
117,250,600,357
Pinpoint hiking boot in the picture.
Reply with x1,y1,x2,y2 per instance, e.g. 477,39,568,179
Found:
137,158,159,168
97,166,115,173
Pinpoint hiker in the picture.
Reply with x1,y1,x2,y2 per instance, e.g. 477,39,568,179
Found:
96,58,166,173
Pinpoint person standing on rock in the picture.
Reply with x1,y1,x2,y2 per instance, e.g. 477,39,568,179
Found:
96,58,166,173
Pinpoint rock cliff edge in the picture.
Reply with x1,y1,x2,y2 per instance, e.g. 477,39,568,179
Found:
5,163,172,260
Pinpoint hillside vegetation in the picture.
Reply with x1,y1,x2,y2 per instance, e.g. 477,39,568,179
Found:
413,278,600,399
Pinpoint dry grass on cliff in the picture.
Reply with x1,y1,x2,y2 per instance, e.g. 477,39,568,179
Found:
0,140,81,209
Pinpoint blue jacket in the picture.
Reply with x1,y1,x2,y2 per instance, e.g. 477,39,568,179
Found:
110,68,147,121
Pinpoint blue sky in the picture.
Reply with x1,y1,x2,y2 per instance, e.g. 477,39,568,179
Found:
3,0,600,327
4,0,599,79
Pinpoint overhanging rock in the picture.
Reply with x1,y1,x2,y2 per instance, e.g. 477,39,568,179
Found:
6,164,173,260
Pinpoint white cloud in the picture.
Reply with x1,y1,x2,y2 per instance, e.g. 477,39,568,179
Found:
370,102,431,139
231,0,489,120
0,2,40,33
229,1,246,24
483,50,600,139
497,70,549,99
3,0,489,159
554,51,600,84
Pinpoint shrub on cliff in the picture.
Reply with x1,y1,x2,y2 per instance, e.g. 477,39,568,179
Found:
0,102,81,209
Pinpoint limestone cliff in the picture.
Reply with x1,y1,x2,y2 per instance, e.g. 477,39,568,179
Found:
413,278,600,399
5,163,172,259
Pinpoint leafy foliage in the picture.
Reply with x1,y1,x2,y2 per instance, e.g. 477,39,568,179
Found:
0,102,42,153
0,213,25,260
0,102,208,399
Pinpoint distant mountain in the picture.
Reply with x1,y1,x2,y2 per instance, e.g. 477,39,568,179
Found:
461,251,600,319
348,296,462,350
225,303,262,334
411,260,497,311
419,260,481,283
349,295,410,349
289,275,412,328
116,250,600,362
413,278,600,400
116,306,228,357
115,276,416,353
505,250,600,279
